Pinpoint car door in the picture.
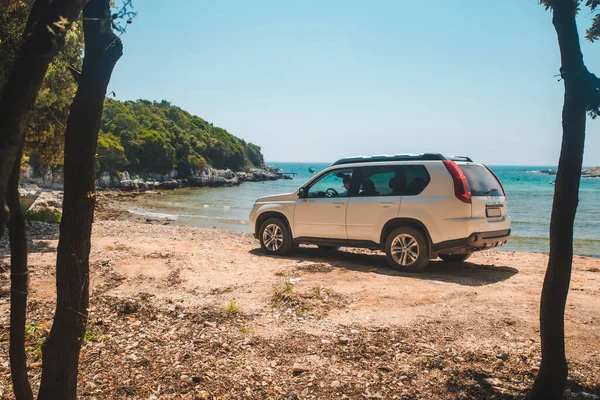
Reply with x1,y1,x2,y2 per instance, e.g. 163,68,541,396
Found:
294,168,353,239
346,165,403,243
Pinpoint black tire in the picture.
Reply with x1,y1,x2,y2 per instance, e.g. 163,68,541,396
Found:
259,218,293,255
384,227,430,272
439,253,472,263
317,245,339,251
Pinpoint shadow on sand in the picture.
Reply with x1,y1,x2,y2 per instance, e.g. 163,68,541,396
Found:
250,246,518,287
445,368,599,399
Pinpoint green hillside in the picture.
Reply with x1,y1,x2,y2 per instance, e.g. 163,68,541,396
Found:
98,99,264,176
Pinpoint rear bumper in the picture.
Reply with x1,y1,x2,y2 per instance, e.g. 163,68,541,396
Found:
433,229,511,254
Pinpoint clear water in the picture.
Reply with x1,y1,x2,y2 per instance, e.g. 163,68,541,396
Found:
128,163,600,258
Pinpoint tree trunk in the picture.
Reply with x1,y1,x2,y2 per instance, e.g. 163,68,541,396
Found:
0,0,85,237
7,148,33,400
531,0,588,399
37,0,122,398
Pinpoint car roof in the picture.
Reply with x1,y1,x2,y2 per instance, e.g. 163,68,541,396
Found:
331,153,473,166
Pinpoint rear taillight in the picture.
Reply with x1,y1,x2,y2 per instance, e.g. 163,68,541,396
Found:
442,160,472,204
483,165,507,199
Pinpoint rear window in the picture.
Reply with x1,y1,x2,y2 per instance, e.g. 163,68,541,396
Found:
459,164,503,197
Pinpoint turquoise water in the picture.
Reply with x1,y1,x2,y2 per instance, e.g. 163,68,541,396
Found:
129,163,600,258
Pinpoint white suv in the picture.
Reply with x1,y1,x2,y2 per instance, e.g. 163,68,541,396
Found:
249,154,510,272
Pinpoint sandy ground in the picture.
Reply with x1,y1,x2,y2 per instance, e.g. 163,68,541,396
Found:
0,218,599,399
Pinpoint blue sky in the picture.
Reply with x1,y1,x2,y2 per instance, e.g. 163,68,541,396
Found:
108,0,600,165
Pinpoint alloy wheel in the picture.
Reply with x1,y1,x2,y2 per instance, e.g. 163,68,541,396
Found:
390,233,420,266
262,223,284,251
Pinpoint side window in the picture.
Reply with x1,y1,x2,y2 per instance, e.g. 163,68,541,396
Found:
402,165,431,196
356,166,396,197
307,168,353,198
355,165,431,197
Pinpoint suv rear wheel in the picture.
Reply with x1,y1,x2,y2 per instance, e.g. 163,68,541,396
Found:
259,218,292,255
385,227,429,272
439,253,472,263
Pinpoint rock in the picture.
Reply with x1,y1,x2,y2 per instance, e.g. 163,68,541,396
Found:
98,171,111,188
118,171,131,181
292,366,309,377
338,336,351,344
203,321,217,328
167,169,178,179
330,380,341,388
158,180,179,190
111,176,120,187
351,329,360,334
321,339,331,344
483,377,502,386
119,179,136,191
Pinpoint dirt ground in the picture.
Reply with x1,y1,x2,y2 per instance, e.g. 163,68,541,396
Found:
0,217,599,399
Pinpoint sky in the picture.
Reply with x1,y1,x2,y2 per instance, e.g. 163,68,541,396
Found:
108,0,600,166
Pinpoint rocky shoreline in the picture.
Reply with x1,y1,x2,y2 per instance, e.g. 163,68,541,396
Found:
95,165,291,191
540,167,600,178
20,165,291,193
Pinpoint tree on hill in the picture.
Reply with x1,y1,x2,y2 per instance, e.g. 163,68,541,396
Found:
532,1,600,399
98,99,265,175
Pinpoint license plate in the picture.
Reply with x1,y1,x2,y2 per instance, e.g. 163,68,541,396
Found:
486,208,502,218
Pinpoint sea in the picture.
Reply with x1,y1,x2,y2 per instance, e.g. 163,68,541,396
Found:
127,163,600,258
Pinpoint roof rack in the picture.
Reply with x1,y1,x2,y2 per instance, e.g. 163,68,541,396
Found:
445,155,473,162
331,153,446,166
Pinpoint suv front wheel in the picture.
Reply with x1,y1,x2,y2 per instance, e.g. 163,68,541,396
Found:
259,218,293,255
385,227,429,272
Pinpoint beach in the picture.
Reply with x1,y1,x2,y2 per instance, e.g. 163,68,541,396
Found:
1,213,599,398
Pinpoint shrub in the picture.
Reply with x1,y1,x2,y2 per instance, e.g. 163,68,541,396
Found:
24,208,62,223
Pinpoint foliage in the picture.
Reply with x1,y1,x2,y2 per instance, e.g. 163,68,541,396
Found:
540,0,600,118
100,99,265,174
24,208,62,224
0,0,84,168
223,300,239,314
97,134,126,172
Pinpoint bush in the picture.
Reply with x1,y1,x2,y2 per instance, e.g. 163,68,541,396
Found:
24,208,62,223
97,133,126,173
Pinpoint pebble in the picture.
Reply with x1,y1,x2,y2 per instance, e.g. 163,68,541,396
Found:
338,336,351,344
351,329,360,334
292,367,310,376
203,321,217,328
321,339,331,344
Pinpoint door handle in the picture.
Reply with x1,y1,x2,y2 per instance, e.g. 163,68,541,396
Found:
380,201,394,207
333,202,345,205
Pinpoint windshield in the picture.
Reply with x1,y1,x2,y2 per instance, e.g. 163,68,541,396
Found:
459,164,504,197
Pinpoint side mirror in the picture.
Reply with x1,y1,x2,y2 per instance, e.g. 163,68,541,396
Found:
298,187,306,198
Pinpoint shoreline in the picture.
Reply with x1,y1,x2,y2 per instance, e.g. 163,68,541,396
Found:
19,165,291,194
